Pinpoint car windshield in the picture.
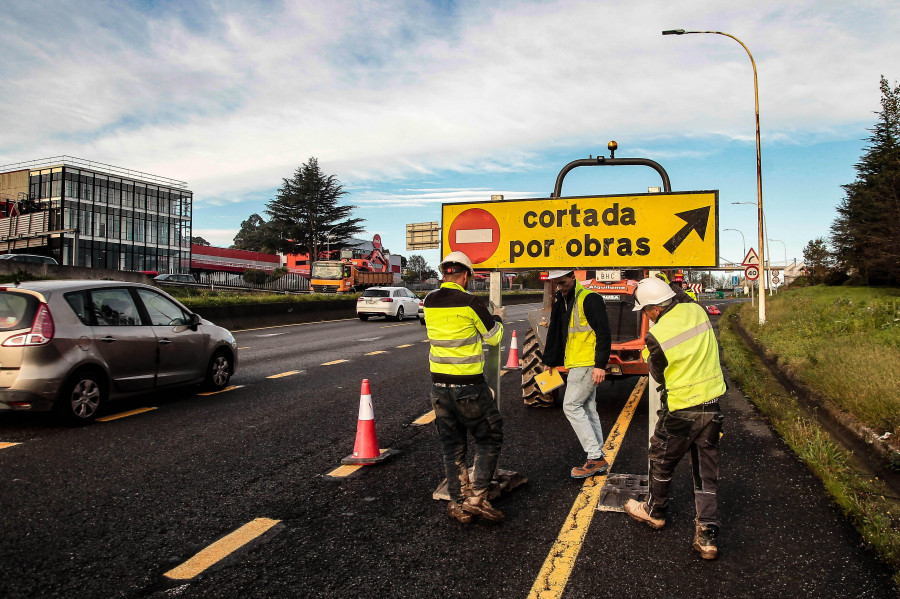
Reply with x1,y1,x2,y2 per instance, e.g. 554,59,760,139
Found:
0,292,38,331
311,263,343,279
361,289,390,298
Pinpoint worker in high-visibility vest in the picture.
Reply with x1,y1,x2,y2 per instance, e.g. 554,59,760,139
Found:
671,273,698,301
624,277,726,560
424,251,506,524
542,269,612,479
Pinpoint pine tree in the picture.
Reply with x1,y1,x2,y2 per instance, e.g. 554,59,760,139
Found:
831,76,900,285
802,237,832,285
232,214,276,252
265,158,365,259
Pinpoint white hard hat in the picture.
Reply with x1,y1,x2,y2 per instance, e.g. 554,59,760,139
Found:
547,269,575,280
439,251,474,276
632,277,676,311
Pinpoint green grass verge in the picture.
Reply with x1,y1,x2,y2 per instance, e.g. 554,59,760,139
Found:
734,286,900,439
721,306,900,586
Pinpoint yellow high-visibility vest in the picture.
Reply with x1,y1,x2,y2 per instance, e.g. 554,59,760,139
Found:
425,282,503,377
642,302,726,410
564,283,597,369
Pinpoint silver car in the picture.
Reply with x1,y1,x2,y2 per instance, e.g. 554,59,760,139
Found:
356,286,420,321
0,280,237,423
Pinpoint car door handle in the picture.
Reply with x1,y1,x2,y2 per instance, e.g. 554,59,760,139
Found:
100,336,116,343
158,338,172,345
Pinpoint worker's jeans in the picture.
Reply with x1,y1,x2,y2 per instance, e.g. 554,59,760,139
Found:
647,406,723,527
431,382,504,503
562,366,605,460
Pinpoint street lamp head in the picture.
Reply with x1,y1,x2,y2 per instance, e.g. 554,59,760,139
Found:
662,29,686,35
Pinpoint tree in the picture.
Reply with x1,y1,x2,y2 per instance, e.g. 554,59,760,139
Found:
831,76,900,285
403,254,437,282
232,214,278,253
265,157,365,260
191,236,211,246
802,237,832,284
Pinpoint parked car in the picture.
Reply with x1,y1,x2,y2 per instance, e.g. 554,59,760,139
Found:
706,305,721,316
356,286,420,321
0,280,237,423
154,273,196,283
0,253,58,265
704,287,716,293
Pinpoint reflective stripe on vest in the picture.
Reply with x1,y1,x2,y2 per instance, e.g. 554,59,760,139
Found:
425,282,503,377
564,284,596,369
646,302,726,410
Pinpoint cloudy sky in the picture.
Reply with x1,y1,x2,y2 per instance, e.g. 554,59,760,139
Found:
3,0,898,271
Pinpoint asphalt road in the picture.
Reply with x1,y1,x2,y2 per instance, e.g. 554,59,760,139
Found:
1,301,897,598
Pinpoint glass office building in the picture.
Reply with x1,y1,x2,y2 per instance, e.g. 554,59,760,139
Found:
0,157,192,272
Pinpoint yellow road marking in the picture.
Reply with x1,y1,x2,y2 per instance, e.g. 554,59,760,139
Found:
234,318,354,332
1,442,21,450
238,346,250,350
97,407,157,422
412,410,436,426
163,517,281,580
321,359,349,366
421,339,429,343
365,351,387,355
267,371,300,379
196,385,243,396
325,449,391,477
380,323,413,328
395,344,413,348
527,376,647,599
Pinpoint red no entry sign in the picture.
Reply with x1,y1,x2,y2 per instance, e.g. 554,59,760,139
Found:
448,208,501,264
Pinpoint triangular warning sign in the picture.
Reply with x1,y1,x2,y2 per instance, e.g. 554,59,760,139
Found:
741,248,760,267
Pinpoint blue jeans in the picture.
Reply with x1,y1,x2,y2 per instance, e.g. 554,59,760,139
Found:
562,367,605,460
431,382,504,503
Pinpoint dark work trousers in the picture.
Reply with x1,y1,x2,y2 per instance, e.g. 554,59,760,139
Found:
647,405,724,527
431,382,504,504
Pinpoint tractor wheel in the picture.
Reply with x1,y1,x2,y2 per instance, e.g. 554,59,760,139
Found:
521,328,557,408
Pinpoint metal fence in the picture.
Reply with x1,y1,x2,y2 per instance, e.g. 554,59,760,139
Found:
196,271,311,293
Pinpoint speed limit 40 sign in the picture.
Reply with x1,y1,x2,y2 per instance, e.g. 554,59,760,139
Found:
745,266,760,281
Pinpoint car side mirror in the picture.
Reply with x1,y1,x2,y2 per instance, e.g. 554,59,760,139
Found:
188,313,201,330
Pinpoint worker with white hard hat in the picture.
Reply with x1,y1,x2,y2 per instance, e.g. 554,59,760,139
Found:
541,269,613,479
424,250,507,523
624,276,726,560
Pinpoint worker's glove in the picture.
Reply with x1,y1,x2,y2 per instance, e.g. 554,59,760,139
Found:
494,306,507,321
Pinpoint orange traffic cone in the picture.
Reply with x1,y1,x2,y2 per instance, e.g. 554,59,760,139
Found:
341,379,398,465
504,330,521,370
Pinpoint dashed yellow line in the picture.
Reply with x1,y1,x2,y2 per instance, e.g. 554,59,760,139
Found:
321,359,349,366
380,323,413,328
267,371,300,379
0,442,21,450
365,351,387,355
97,407,158,422
395,344,413,348
238,346,250,350
197,385,243,396
163,517,282,580
325,449,392,477
527,376,646,599
412,410,436,426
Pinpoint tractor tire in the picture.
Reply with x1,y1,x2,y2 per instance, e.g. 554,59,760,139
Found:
521,328,558,408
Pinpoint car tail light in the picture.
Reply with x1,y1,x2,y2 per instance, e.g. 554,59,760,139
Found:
2,303,55,347
380,298,393,302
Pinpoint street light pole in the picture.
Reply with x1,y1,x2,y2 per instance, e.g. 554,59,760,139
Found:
723,228,746,261
733,201,772,297
663,28,767,324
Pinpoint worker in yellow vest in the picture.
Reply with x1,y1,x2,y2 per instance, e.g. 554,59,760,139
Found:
542,269,613,478
424,251,506,524
624,277,726,560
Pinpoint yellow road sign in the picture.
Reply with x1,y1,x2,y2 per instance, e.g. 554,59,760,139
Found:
441,191,718,269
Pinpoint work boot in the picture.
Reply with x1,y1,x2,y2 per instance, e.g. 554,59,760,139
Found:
462,491,504,522
447,500,474,524
624,499,665,530
570,457,609,479
693,523,719,560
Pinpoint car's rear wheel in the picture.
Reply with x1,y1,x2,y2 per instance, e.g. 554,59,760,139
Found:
203,349,232,391
396,306,405,321
359,314,369,321
57,368,107,424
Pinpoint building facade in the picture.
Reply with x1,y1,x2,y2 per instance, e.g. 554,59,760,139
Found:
0,157,192,273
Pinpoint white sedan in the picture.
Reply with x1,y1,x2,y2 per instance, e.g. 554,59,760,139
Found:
356,287,421,321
